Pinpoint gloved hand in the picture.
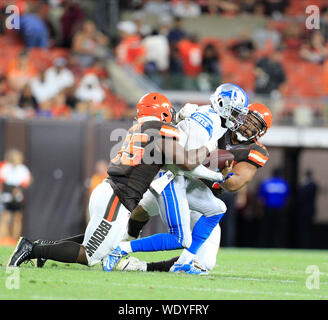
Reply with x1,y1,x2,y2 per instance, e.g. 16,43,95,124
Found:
176,103,199,123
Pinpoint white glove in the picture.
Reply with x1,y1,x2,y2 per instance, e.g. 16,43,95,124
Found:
176,103,199,123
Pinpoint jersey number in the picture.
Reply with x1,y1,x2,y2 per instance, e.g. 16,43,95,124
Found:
111,133,149,166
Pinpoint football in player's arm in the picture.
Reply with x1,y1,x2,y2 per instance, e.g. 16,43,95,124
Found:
118,102,272,273
7,92,230,268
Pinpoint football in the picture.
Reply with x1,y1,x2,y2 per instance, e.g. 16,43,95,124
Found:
203,148,235,171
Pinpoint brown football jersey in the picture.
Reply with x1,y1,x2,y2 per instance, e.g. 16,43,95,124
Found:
107,120,179,212
203,130,269,195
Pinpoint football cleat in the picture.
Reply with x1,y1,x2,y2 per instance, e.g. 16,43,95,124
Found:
33,239,56,268
115,256,147,272
102,246,128,272
7,237,35,267
169,259,209,275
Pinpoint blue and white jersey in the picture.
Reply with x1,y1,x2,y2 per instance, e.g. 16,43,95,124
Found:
177,105,227,151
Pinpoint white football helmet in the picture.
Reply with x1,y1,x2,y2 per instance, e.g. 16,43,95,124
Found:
210,83,249,131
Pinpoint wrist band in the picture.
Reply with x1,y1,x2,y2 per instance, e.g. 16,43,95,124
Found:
220,172,235,183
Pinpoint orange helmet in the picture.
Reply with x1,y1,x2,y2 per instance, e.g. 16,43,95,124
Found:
136,92,175,123
249,103,272,132
237,103,272,141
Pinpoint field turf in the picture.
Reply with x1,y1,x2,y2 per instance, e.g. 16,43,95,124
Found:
0,246,327,300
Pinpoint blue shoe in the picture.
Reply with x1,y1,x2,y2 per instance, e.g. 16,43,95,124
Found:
102,246,128,272
169,260,209,275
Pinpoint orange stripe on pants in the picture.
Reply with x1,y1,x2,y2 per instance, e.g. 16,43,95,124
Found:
106,196,119,222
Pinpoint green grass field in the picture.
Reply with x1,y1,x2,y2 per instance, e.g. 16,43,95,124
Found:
0,246,327,300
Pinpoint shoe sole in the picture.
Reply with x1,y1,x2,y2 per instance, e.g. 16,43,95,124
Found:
7,237,23,267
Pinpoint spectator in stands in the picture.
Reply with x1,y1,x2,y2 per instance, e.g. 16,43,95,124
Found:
239,0,261,15
215,0,239,15
158,14,173,37
320,6,328,42
299,31,328,64
323,58,328,103
132,11,152,38
252,20,281,51
201,43,221,91
254,49,286,96
167,17,186,43
0,76,16,116
7,50,38,92
230,30,255,61
36,100,53,118
258,168,289,248
18,84,38,114
84,58,109,81
199,0,219,15
44,57,75,94
262,0,289,18
30,69,59,103
61,0,85,48
75,73,105,104
282,22,303,51
169,43,184,73
19,3,50,48
171,0,201,18
178,34,202,89
0,149,32,246
142,28,169,85
72,20,109,67
71,101,90,120
202,43,220,75
0,76,8,111
51,91,72,119
65,86,79,110
115,21,146,74
297,169,318,249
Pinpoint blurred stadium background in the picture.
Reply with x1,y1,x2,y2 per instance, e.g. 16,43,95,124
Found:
0,0,327,251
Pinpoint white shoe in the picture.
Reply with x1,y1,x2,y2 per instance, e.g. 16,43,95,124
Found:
115,256,147,272
169,259,209,275
102,246,128,272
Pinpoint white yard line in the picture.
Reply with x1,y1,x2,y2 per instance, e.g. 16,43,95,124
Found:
0,276,326,300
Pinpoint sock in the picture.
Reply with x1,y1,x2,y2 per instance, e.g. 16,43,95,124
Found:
147,256,179,272
30,241,81,263
188,214,224,255
130,233,183,252
176,249,195,265
128,219,149,238
119,241,132,253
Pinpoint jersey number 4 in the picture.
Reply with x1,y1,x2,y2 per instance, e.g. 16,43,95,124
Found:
111,132,149,166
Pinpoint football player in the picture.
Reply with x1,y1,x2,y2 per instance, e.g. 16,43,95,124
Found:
7,92,226,268
114,102,272,274
103,84,249,274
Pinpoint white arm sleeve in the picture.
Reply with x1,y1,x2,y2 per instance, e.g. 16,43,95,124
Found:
183,164,224,182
